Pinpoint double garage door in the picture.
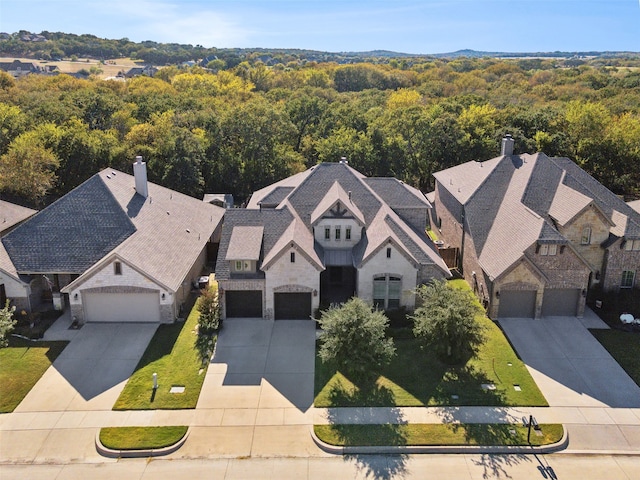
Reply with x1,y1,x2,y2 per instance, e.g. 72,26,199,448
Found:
225,290,312,319
84,292,160,323
498,288,580,318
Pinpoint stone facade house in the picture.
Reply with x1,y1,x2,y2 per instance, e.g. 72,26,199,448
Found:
431,136,640,319
215,161,451,320
1,158,225,323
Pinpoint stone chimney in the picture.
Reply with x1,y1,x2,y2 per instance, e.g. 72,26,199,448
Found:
501,134,514,156
133,155,148,198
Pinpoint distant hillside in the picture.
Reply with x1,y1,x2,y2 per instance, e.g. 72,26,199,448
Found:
1,31,639,65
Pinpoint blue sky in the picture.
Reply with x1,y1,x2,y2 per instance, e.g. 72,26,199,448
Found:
1,1,639,53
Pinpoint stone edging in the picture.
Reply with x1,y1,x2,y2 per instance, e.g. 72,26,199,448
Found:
310,424,569,455
95,427,190,458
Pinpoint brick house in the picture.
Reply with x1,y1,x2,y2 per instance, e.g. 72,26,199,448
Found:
1,158,224,323
215,161,451,320
431,136,640,319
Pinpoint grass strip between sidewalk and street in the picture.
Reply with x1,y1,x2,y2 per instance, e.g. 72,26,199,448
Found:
314,423,564,447
315,279,547,408
113,285,217,410
99,426,188,450
589,329,640,386
0,337,68,413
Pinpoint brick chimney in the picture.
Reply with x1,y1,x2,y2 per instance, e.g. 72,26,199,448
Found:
133,155,148,198
501,134,514,156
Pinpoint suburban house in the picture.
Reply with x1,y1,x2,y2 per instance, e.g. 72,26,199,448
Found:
0,157,225,323
215,161,451,320
431,135,640,319
0,200,37,307
0,59,39,78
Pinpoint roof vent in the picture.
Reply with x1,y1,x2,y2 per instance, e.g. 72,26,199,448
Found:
340,156,348,164
348,191,352,201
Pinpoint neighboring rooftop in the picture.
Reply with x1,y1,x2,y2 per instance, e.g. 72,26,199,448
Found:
0,200,37,235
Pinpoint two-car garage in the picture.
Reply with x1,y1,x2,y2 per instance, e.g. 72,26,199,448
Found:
83,292,160,323
497,288,581,318
224,290,312,319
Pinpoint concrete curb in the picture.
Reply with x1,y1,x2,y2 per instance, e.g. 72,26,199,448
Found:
95,427,190,458
310,424,570,455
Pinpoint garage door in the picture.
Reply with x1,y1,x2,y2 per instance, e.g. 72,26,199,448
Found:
498,290,536,318
225,290,262,318
542,288,580,317
84,292,160,323
274,292,312,320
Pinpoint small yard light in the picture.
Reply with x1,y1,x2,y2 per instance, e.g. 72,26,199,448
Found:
152,372,158,390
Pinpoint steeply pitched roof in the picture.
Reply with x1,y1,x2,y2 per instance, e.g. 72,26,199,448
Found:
4,168,225,292
435,152,640,280
0,200,36,234
2,175,137,273
226,226,264,261
217,162,450,280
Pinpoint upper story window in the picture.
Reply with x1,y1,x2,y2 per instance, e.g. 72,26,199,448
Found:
114,261,122,275
539,244,557,256
290,252,296,263
335,226,341,240
624,239,640,251
324,227,330,240
387,247,392,258
621,270,635,288
581,226,591,245
233,260,252,272
346,227,352,241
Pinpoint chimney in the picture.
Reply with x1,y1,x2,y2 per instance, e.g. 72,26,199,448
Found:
133,155,148,198
501,134,514,156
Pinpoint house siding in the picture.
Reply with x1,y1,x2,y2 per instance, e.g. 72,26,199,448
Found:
358,245,418,309
264,247,320,318
0,272,30,311
602,240,640,292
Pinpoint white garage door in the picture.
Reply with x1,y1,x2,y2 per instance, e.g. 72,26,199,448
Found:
84,292,160,323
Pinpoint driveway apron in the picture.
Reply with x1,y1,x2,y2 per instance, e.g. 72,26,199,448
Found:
499,312,640,408
14,322,157,412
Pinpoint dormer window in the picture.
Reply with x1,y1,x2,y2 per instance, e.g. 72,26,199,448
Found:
539,244,557,256
581,226,591,245
234,260,252,272
625,239,640,251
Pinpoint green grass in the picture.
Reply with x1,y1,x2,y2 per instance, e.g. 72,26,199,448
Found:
314,423,564,447
590,329,640,386
315,279,547,407
0,337,68,413
113,289,216,410
99,426,188,450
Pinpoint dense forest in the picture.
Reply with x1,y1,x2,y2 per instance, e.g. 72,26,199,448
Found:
1,32,640,207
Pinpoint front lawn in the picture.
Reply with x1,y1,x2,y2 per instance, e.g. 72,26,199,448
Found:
314,423,563,447
590,329,640,386
113,287,217,410
315,280,547,407
99,426,188,450
0,337,68,412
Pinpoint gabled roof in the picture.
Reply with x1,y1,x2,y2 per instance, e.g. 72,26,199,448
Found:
435,151,640,280
0,200,37,234
217,162,450,280
628,200,640,214
226,226,264,261
2,175,137,274
310,181,365,226
4,168,225,292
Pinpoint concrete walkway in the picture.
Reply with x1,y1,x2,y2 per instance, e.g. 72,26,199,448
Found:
2,314,640,465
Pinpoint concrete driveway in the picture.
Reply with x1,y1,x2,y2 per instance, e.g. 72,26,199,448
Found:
198,319,316,412
15,321,157,412
499,310,640,408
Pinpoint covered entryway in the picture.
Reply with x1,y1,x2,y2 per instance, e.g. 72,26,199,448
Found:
542,288,580,317
274,292,312,320
83,292,160,323
498,290,536,318
225,290,263,318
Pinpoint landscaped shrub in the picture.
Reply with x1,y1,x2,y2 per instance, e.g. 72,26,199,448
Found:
0,301,16,348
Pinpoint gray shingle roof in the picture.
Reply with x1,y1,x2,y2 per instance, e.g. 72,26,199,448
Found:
217,162,450,280
226,226,264,261
435,152,640,280
2,175,136,273
0,200,36,235
364,178,431,209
